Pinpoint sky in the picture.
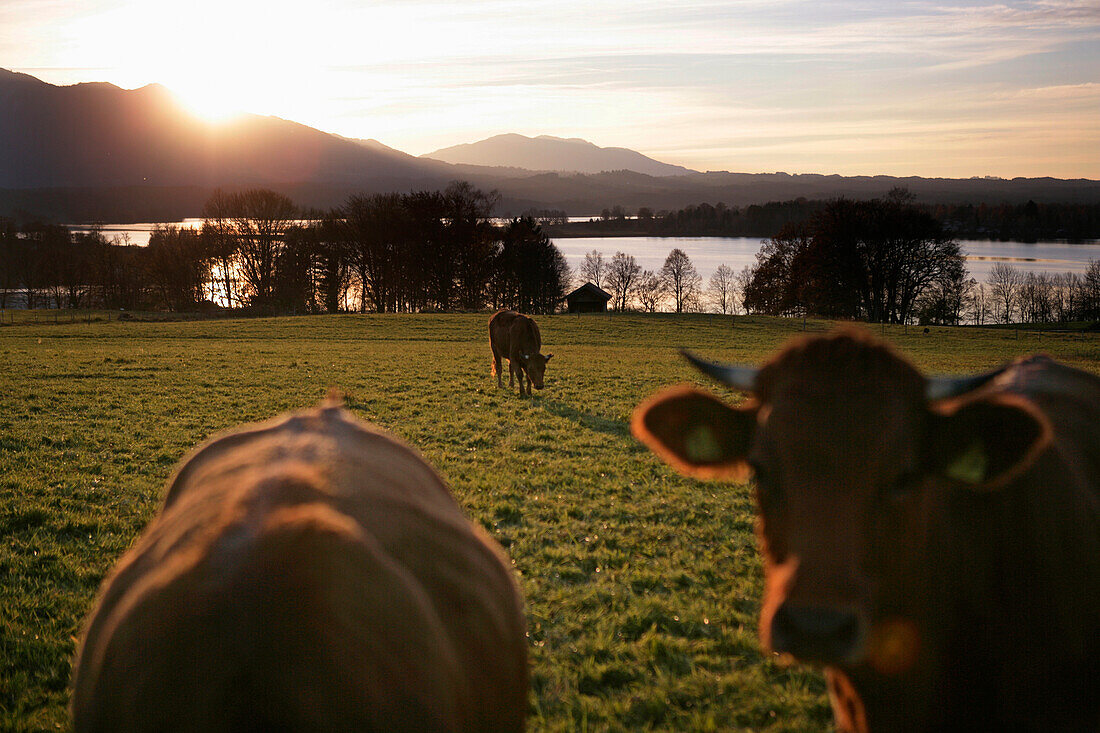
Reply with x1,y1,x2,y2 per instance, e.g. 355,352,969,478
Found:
4,0,1100,178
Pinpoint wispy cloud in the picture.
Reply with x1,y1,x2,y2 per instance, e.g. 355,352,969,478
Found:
4,0,1098,176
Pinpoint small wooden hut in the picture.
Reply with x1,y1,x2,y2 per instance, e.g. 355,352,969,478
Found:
565,283,612,313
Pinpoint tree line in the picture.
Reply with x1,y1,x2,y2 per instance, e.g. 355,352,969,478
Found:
0,182,571,315
571,192,1100,325
548,198,1100,242
963,261,1100,325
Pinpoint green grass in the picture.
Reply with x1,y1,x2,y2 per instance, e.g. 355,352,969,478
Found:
2,313,1098,732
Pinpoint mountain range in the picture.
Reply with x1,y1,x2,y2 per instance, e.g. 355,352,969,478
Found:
2,68,1098,223
422,134,694,177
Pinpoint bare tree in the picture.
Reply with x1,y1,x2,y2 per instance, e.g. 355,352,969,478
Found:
580,250,606,289
606,251,641,311
708,263,737,314
228,189,298,310
987,262,1022,323
1051,272,1078,322
201,189,241,308
1019,272,1055,323
660,248,701,313
966,282,991,325
1085,259,1100,321
635,269,668,312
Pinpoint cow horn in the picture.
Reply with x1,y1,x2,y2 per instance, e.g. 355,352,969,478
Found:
924,368,1003,402
680,350,759,392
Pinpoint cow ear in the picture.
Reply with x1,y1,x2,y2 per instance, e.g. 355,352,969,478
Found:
927,395,1051,490
545,353,553,362
631,385,756,481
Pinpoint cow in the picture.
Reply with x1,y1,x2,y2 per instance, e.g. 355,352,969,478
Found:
489,310,552,396
71,400,529,733
632,328,1099,732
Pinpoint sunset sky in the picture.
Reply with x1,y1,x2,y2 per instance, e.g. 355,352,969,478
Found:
5,0,1099,178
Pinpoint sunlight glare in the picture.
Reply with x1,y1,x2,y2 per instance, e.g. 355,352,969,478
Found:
170,77,245,123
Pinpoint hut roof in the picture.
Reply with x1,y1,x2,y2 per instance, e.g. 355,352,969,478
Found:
566,283,612,302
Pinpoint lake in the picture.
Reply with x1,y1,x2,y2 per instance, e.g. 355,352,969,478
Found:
69,222,1100,284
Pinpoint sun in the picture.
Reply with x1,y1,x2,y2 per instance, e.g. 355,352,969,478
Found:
171,79,246,123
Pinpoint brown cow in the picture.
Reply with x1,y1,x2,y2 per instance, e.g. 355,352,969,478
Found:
632,328,1099,732
489,309,552,395
71,401,528,733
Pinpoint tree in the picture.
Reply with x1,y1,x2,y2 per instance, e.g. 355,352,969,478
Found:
580,250,606,289
494,217,570,314
606,252,641,311
735,266,754,315
0,218,18,308
708,263,737,314
201,189,240,308
312,214,352,314
916,271,972,325
635,269,668,312
343,193,407,313
201,188,297,311
987,262,1022,323
144,225,211,311
660,248,701,313
743,223,812,315
1084,259,1100,321
445,181,501,311
231,189,298,310
1019,272,1054,323
743,197,965,322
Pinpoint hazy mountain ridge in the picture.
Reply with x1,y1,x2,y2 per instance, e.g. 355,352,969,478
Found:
2,69,1098,223
423,133,696,177
0,68,452,190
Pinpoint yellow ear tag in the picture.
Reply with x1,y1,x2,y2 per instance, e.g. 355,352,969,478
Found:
945,441,987,483
684,425,723,463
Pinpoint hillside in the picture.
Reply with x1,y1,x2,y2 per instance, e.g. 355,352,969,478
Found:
0,68,452,190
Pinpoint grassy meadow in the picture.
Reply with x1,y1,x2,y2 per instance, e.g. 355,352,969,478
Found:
3,312,1099,732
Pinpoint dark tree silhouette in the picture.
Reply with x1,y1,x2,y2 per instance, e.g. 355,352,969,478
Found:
493,217,569,314
216,189,298,311
144,225,211,311
745,196,964,323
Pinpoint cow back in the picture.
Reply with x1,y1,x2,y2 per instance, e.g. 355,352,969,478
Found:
509,314,541,357
489,309,541,358
72,404,528,733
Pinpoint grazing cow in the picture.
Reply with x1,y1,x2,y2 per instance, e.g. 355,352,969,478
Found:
489,310,553,396
632,329,1099,732
71,401,528,733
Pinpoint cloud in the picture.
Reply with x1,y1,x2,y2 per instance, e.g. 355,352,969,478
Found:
3,0,1098,176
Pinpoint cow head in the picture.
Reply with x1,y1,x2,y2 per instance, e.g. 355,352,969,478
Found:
522,352,553,390
632,330,1050,673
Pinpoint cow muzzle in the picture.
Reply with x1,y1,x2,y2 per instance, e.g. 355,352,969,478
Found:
770,603,867,665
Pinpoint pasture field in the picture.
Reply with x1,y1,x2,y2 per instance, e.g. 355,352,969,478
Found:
2,313,1099,732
